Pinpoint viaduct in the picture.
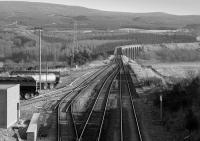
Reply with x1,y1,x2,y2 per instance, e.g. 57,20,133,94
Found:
114,44,144,60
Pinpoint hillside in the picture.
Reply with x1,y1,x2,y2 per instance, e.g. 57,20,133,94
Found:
0,1,199,69
1,1,200,30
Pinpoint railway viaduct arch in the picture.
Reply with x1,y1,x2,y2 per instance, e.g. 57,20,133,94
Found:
115,45,144,60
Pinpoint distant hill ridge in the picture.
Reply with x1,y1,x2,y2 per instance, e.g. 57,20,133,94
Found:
1,1,200,29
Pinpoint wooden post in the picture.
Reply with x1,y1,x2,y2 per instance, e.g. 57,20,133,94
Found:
160,95,163,121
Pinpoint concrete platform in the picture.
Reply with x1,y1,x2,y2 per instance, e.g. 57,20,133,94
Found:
27,113,40,141
0,84,20,128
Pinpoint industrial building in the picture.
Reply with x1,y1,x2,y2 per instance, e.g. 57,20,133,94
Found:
0,84,20,128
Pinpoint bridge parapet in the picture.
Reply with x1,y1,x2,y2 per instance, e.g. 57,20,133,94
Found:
114,44,144,60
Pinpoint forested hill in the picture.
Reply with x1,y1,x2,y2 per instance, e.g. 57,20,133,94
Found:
1,1,200,29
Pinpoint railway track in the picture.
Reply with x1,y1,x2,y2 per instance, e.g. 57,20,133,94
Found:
97,72,121,141
77,67,119,141
57,63,118,141
120,64,143,141
21,65,110,107
92,57,143,141
55,64,115,110
56,57,143,141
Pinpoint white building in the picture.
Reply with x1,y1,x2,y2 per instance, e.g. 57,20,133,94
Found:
0,84,20,128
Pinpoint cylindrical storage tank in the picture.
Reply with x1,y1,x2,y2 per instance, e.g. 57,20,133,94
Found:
31,73,56,83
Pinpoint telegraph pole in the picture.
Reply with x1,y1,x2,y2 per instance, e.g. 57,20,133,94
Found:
160,94,163,121
71,21,77,67
46,60,48,84
39,29,42,92
35,27,42,92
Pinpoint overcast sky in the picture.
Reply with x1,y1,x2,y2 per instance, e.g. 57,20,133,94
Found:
2,0,200,15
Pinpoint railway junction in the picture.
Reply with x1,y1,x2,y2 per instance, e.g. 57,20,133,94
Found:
0,46,161,141
55,55,145,141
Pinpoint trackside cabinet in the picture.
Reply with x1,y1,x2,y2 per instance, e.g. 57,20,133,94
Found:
0,84,20,128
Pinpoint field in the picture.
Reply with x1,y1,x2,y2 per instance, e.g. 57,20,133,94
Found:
137,42,200,82
151,62,200,78
136,42,200,80
134,43,200,141
138,59,200,78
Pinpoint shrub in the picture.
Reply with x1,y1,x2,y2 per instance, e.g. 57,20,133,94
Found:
185,109,199,133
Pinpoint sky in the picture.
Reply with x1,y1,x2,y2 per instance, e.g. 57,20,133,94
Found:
1,0,200,15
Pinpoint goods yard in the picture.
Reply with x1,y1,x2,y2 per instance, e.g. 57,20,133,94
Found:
2,41,197,141
0,53,148,141
0,71,60,99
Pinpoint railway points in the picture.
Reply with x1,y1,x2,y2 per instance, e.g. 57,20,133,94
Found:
55,56,144,141
57,63,117,141
77,67,119,141
0,55,145,141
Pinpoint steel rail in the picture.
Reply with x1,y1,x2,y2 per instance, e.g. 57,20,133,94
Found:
97,71,119,141
123,64,143,141
78,67,119,141
22,65,110,105
119,67,124,141
55,64,111,110
57,64,116,141
58,83,90,141
57,90,74,141
70,105,79,140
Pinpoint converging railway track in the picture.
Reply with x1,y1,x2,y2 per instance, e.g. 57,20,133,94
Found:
21,65,109,107
57,63,118,141
56,56,144,141
77,66,119,141
97,57,143,141
120,64,143,141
